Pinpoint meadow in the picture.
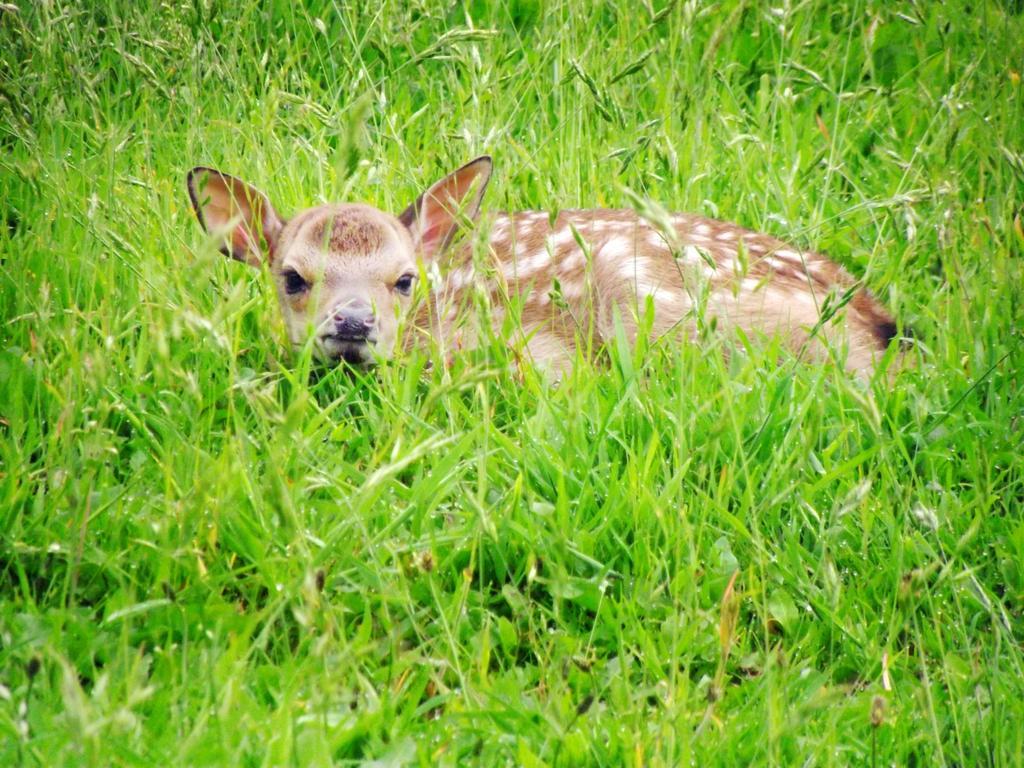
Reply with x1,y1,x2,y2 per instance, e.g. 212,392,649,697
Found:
1,0,1023,764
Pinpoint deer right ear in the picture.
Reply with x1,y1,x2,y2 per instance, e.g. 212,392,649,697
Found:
187,168,284,266
398,156,492,261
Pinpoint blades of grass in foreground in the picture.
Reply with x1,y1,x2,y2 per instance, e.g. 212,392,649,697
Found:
0,1,1022,765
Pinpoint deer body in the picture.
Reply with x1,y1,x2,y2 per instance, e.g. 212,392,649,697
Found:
187,156,898,375
421,208,895,374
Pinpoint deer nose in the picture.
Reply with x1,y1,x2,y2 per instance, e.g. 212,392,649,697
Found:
331,302,376,340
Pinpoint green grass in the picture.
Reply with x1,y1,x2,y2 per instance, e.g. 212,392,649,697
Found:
2,0,1023,764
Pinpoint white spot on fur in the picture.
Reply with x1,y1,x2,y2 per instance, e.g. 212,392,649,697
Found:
519,249,551,274
489,218,512,240
680,245,705,266
548,228,576,250
560,252,585,271
803,261,826,278
618,258,648,282
647,230,669,250
602,234,638,260
447,265,475,291
740,277,764,293
716,229,737,241
765,256,800,274
694,223,712,236
560,281,584,300
677,245,719,279
590,219,631,233
635,281,692,317
686,230,715,246
506,248,551,279
635,281,667,302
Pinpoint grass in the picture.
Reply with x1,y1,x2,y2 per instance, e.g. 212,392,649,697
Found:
1,0,1023,764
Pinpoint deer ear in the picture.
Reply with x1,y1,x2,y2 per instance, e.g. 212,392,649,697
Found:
398,156,492,261
187,168,284,266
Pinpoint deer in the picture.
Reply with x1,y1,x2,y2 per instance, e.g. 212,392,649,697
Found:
186,155,902,377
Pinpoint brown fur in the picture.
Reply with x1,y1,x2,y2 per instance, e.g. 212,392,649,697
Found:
309,213,388,255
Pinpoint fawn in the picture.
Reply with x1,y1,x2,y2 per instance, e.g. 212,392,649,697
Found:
186,156,900,375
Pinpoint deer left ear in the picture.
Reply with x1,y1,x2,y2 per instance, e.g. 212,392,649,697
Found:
398,155,492,261
187,167,284,267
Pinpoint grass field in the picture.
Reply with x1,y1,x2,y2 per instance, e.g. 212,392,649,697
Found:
2,0,1024,764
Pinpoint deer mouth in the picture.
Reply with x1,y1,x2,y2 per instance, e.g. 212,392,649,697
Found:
319,335,376,366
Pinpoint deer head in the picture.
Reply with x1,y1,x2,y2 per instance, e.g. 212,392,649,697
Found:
186,156,492,364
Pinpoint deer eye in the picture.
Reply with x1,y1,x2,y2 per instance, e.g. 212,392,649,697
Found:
283,269,308,295
394,273,416,295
